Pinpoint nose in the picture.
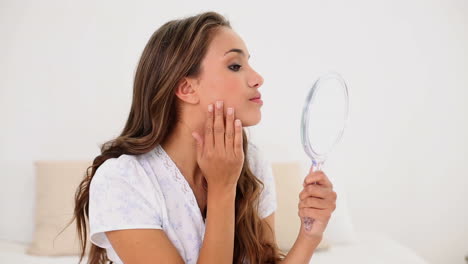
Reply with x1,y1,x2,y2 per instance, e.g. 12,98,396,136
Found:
249,69,264,89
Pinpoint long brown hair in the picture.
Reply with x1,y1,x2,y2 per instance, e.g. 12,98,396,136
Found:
69,11,286,264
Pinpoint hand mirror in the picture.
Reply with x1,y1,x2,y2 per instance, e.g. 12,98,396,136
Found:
300,71,350,232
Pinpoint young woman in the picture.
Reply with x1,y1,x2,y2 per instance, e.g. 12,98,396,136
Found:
73,11,337,264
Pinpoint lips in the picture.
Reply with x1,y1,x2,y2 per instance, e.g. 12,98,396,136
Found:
249,93,261,100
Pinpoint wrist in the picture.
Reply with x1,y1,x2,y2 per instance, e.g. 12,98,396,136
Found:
298,226,323,245
208,186,236,200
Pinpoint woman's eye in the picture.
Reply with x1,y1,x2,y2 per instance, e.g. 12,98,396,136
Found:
228,64,242,72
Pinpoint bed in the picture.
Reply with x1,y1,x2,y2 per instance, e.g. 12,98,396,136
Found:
0,161,429,264
0,231,428,264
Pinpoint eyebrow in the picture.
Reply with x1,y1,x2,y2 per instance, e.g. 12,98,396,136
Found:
224,48,251,59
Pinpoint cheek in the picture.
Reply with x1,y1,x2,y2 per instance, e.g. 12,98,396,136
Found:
203,81,242,104
198,69,246,109
226,89,248,115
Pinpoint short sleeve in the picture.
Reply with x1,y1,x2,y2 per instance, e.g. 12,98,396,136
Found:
89,155,164,248
247,142,278,219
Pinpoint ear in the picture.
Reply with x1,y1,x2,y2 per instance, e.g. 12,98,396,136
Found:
175,77,200,105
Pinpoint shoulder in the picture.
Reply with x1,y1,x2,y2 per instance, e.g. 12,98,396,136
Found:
92,153,152,186
246,141,271,180
246,141,278,218
89,152,165,212
246,140,262,163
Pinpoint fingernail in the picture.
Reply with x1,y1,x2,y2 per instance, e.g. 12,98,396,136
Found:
227,107,233,115
208,104,213,112
235,119,241,126
216,101,223,109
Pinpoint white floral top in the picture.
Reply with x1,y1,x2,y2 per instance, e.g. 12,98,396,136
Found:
89,141,277,264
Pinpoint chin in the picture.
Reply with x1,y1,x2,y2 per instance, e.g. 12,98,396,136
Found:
240,111,261,127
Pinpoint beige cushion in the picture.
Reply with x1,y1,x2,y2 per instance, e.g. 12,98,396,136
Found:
27,161,92,256
272,162,330,252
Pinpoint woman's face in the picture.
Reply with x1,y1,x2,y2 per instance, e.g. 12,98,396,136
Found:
193,27,264,127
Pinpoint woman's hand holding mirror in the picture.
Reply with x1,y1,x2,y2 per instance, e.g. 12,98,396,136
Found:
298,167,337,239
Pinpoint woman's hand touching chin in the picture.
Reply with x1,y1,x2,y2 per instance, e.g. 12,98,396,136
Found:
191,100,244,194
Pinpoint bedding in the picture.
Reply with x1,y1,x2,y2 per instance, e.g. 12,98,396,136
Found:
0,231,428,264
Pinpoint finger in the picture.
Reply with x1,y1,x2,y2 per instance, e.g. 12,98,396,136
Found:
303,170,333,189
191,131,203,160
299,184,329,200
234,119,243,157
225,107,235,155
214,100,225,152
204,104,214,152
298,197,328,210
302,166,317,186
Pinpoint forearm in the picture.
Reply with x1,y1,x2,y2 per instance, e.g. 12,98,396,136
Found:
278,228,322,264
197,187,236,264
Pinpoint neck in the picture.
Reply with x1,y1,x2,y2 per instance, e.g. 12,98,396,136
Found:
161,120,204,186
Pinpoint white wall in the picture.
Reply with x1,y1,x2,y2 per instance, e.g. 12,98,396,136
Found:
1,0,467,263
